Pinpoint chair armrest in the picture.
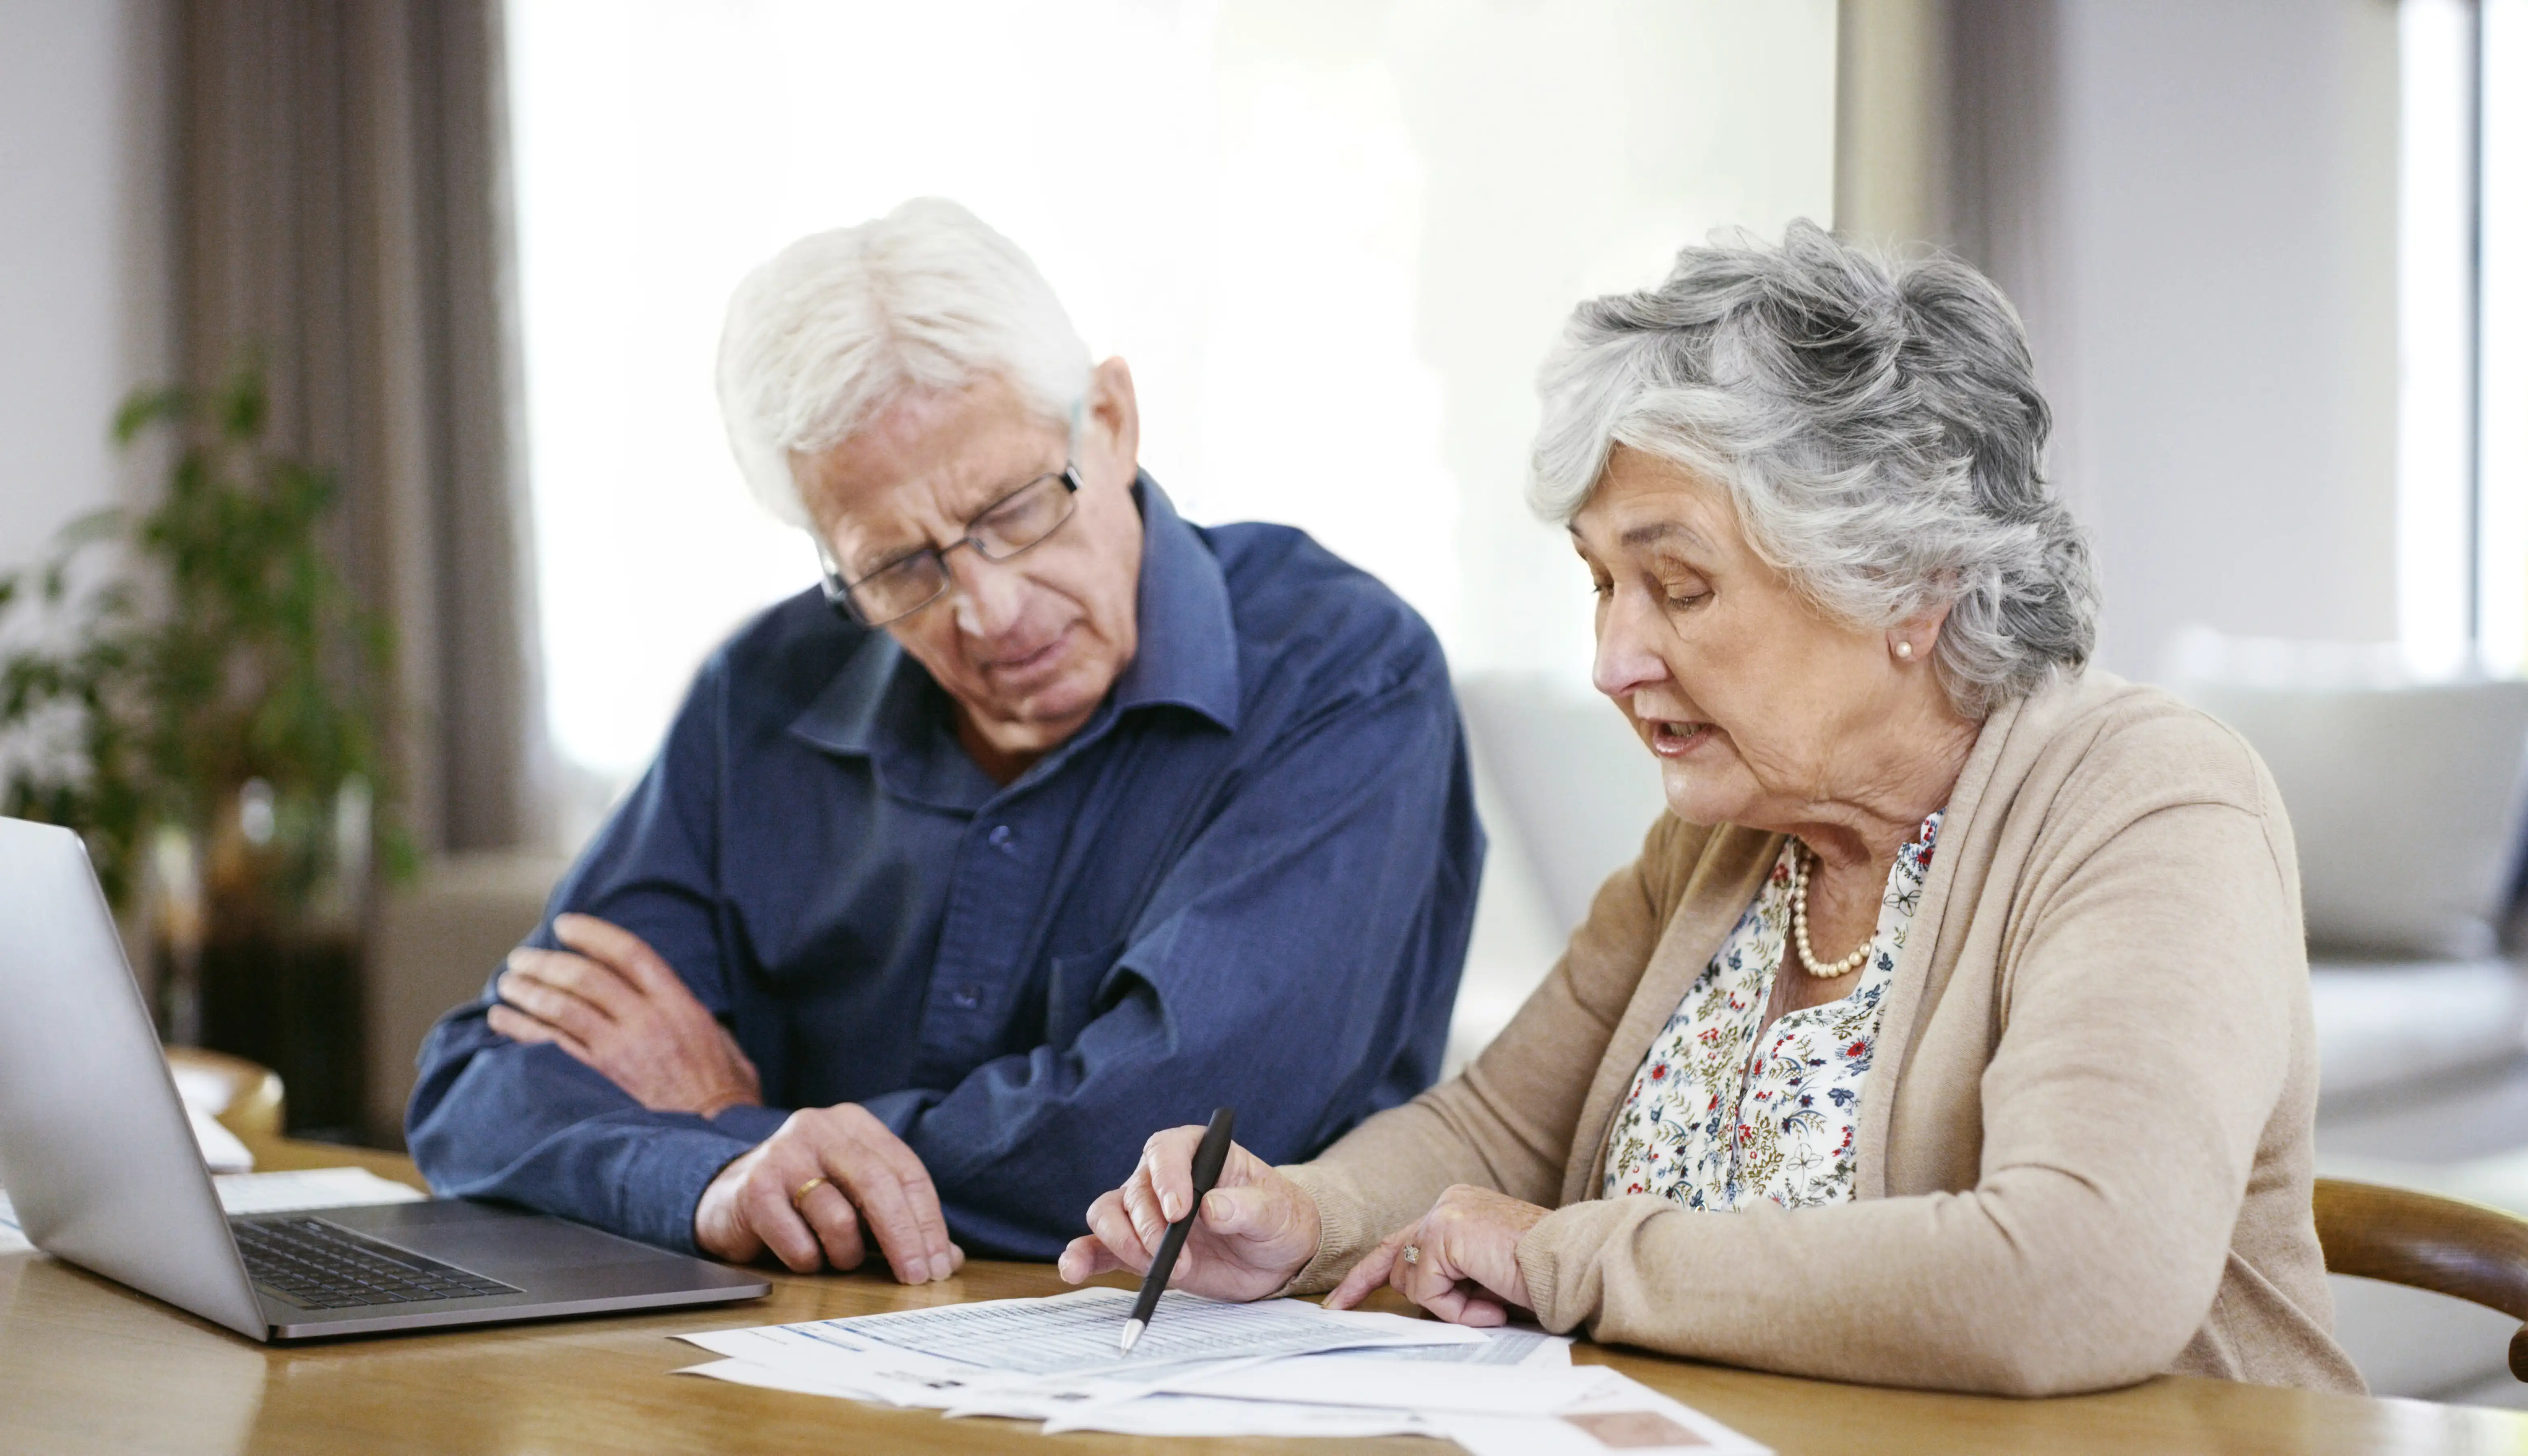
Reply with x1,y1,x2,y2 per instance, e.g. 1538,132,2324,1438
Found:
2314,1176,2528,1379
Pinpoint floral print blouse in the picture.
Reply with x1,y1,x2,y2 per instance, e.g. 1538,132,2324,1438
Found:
1602,811,1943,1212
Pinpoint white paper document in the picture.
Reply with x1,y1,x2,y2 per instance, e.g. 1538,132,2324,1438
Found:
683,1286,1474,1384
1309,1324,1570,1368
1436,1374,1772,1455
1041,1391,1434,1439
187,1105,255,1173
166,1064,254,1172
1145,1353,1616,1415
677,1287,1768,1452
210,1166,427,1214
839,1286,1481,1374
0,1165,423,1256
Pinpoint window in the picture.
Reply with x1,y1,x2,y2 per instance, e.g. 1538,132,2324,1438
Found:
2399,0,2528,673
505,0,1835,828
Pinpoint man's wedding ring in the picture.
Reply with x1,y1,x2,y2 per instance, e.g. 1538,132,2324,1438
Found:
791,1176,829,1208
1401,1243,1421,1266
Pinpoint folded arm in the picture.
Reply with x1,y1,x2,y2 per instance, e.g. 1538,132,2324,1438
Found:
406,658,769,1254
413,660,1482,1264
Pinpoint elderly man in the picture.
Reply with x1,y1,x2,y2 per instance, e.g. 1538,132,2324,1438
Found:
407,199,1482,1283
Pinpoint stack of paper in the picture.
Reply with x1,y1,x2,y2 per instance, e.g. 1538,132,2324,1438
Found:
209,1166,428,1214
0,1165,424,1256
167,1065,257,1173
677,1288,1767,1453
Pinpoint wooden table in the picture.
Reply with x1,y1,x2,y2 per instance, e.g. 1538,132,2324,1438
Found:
7,1143,2528,1455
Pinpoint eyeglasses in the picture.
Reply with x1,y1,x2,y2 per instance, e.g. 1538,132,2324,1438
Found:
816,464,1084,626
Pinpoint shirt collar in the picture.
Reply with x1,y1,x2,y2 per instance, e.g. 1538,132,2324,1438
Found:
786,628,924,762
789,469,1240,768
1111,471,1241,732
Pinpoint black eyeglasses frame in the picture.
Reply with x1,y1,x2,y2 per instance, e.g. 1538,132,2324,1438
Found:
815,463,1085,627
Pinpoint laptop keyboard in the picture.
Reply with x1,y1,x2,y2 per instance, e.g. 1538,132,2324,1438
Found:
233,1216,522,1309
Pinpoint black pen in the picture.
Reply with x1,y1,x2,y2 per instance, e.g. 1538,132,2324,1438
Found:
1118,1106,1235,1355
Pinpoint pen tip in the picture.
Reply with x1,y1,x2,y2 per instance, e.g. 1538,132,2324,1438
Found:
1118,1318,1143,1355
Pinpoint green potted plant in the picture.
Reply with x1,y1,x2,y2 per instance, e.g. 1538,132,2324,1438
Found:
0,353,409,1139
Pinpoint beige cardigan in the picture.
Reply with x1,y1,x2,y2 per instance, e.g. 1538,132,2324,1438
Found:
1281,671,2365,1396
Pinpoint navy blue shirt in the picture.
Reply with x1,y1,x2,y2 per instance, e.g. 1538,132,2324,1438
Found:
407,477,1483,1259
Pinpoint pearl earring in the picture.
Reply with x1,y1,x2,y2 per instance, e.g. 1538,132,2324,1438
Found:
1895,640,1914,660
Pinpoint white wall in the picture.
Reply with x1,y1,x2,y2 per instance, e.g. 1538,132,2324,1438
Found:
2047,0,2401,676
0,0,171,570
1383,0,1839,686
509,0,1837,790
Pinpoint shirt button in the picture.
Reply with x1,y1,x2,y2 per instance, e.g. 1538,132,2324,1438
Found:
948,985,984,1011
988,824,1015,852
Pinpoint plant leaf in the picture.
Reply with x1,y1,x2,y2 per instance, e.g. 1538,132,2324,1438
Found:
111,386,190,446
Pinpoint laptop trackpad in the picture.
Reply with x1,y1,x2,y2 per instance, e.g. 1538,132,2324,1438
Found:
306,1199,684,1278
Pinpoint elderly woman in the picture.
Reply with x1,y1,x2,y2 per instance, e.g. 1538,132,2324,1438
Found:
1058,222,2363,1396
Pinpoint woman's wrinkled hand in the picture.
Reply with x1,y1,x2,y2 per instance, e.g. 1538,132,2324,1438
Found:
1056,1125,1320,1302
1326,1184,1547,1326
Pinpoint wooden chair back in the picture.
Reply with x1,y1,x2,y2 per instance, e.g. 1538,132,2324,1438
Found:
164,1046,284,1142
2314,1176,2528,1381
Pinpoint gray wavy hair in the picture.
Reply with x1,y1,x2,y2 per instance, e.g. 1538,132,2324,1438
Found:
1531,220,2098,718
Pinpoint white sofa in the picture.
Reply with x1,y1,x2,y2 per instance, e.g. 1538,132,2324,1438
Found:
2162,641,2528,1404
1447,676,1666,1074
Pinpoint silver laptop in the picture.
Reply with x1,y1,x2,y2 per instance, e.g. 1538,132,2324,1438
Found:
0,815,768,1340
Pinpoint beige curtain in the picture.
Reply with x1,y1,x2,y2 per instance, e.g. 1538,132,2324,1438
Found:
173,0,541,857
1833,0,2065,314
1833,0,2080,521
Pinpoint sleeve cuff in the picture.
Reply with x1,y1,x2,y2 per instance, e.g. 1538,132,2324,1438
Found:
1272,1164,1366,1296
622,1123,760,1254
1517,1195,1657,1335
706,1102,789,1145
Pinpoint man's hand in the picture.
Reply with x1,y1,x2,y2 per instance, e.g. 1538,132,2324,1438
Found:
1056,1124,1321,1302
1324,1184,1546,1327
488,912,763,1117
694,1104,964,1283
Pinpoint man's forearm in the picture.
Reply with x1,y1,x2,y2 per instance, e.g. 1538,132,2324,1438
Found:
406,1022,763,1253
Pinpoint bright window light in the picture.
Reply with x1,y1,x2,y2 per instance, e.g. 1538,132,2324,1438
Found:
506,1,1835,799
2398,0,2477,677
2484,0,2528,672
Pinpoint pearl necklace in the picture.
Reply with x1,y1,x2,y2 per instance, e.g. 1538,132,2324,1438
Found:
1788,845,1871,979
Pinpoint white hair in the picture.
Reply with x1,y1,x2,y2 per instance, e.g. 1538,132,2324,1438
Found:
715,198,1092,529
1531,220,2098,718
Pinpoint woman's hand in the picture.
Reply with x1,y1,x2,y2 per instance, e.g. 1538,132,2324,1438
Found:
1326,1184,1547,1326
1056,1125,1321,1302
